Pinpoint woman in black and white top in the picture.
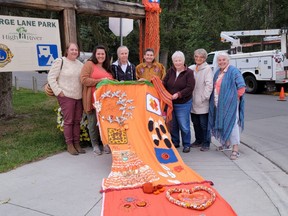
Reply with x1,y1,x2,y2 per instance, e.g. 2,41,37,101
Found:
111,46,136,81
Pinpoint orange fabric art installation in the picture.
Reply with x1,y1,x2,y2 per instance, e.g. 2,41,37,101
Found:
94,80,237,216
139,0,161,61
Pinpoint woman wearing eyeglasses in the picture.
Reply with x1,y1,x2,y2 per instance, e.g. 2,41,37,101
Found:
189,49,213,152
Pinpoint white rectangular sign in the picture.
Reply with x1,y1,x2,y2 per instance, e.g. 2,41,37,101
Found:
0,15,62,72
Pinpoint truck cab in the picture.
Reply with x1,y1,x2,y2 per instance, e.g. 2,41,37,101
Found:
206,51,219,73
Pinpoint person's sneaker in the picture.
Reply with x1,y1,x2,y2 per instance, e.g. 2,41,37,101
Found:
200,146,210,152
103,145,111,154
182,147,190,153
174,144,180,148
190,141,202,148
93,146,102,155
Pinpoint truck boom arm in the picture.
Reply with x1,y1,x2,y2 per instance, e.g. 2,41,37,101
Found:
221,29,281,37
220,29,283,53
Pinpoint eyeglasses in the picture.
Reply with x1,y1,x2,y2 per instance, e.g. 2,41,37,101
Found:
194,55,204,59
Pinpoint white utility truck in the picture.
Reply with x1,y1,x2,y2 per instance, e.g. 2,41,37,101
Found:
207,28,288,93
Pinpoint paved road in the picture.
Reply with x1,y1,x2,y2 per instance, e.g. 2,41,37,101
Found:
12,71,47,91
242,93,288,174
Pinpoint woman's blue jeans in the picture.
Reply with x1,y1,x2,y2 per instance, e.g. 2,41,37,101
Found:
171,99,192,148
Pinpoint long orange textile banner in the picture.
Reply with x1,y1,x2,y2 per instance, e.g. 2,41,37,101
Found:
95,80,236,216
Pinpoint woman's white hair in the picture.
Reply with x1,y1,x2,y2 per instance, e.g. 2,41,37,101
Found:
217,51,230,61
172,51,185,62
117,46,129,56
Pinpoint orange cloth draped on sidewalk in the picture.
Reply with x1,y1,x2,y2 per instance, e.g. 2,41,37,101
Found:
94,80,237,216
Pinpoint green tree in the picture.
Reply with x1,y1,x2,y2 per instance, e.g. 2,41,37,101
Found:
159,0,288,67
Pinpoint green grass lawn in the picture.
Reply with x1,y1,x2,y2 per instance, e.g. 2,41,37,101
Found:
0,88,66,173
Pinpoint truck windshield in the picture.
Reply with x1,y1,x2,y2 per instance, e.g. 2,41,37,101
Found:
206,53,215,65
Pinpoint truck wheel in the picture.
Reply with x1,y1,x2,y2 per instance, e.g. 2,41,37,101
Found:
245,75,258,94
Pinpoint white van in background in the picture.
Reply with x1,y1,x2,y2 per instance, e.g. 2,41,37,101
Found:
78,51,92,63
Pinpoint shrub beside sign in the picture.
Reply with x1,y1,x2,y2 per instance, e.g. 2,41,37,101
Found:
0,15,61,72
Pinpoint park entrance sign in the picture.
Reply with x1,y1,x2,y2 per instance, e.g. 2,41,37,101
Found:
0,15,61,72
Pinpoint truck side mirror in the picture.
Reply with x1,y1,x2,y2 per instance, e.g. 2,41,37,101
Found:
228,48,237,54
237,46,242,53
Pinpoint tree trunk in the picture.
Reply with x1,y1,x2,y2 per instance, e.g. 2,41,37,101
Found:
159,50,169,69
0,72,14,119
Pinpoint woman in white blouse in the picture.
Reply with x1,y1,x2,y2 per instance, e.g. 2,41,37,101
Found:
48,42,85,155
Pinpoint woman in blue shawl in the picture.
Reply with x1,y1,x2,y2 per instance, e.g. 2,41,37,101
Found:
208,52,246,160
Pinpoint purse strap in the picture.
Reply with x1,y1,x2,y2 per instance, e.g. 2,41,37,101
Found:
59,57,64,71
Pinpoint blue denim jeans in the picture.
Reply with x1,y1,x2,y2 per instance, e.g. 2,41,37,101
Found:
191,113,211,148
171,99,192,148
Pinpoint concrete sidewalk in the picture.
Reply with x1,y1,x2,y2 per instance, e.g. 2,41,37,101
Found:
0,141,288,216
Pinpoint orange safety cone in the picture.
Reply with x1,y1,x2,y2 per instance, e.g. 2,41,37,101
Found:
278,87,286,101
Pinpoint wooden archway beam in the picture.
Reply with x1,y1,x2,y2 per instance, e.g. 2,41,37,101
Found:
0,0,146,57
61,9,77,49
0,0,145,19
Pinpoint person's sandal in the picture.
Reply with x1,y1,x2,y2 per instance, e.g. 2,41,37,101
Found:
217,145,232,152
230,151,240,160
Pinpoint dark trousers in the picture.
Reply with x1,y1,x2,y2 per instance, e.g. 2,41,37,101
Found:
191,113,211,147
86,109,101,149
57,96,83,145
